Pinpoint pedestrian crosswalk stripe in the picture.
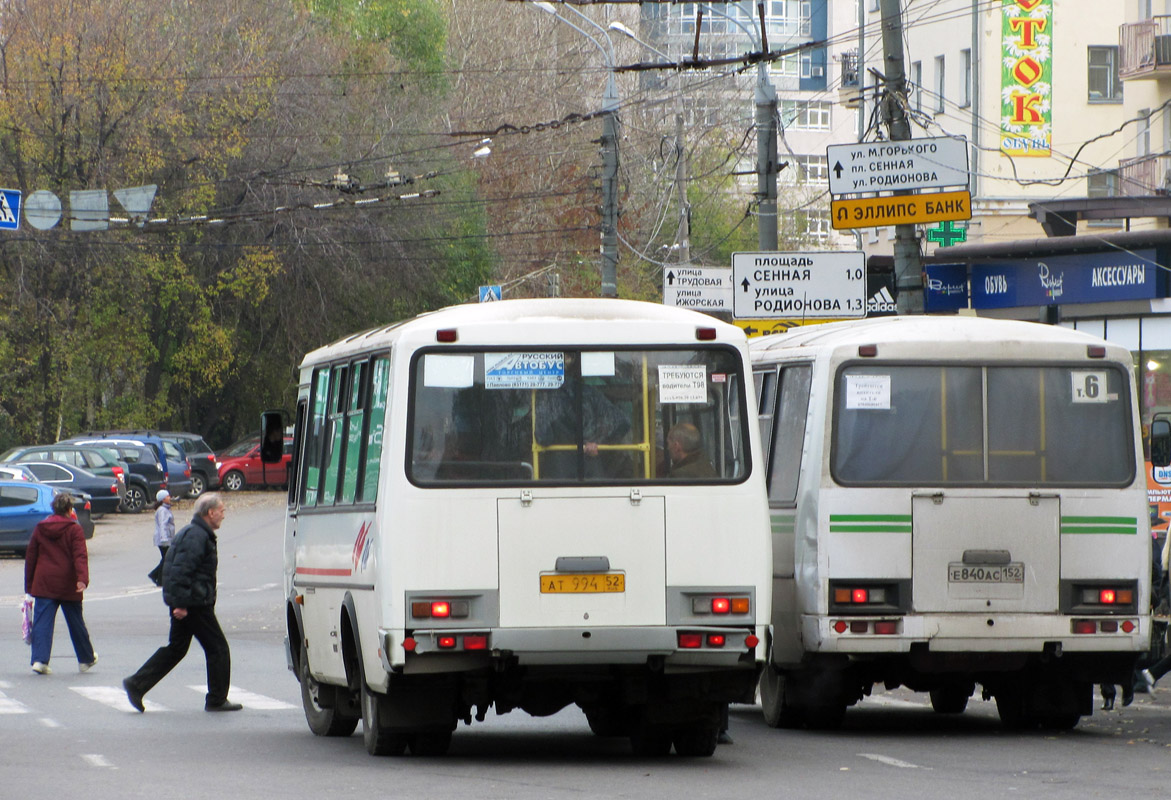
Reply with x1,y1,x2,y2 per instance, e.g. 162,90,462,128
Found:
71,686,168,713
0,690,30,714
187,684,296,710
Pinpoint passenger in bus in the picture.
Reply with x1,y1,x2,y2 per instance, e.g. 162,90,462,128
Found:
534,379,631,479
666,423,717,479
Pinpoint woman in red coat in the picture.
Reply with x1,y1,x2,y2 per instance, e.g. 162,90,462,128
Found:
24,492,97,675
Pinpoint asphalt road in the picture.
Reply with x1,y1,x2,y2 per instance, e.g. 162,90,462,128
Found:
4,493,1171,799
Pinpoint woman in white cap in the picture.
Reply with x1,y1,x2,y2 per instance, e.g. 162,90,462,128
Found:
147,489,174,586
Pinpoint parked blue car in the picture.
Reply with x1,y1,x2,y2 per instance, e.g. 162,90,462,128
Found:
0,481,93,555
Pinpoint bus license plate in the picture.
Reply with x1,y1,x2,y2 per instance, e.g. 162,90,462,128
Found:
540,573,626,594
947,562,1024,583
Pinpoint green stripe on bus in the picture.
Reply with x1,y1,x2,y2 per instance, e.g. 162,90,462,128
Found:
829,524,913,533
1061,526,1138,535
829,514,912,523
1061,516,1137,525
771,516,795,533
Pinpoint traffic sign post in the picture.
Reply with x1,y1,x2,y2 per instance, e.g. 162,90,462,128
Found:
478,285,502,302
662,266,732,312
831,190,972,230
826,136,969,195
731,251,866,320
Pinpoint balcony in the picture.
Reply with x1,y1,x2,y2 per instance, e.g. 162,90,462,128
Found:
1120,17,1171,80
1118,153,1171,196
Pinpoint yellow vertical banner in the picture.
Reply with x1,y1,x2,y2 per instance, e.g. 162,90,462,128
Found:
1001,0,1052,157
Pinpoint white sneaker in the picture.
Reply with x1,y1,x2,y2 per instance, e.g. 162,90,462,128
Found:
79,654,98,673
1142,669,1157,691
31,662,51,675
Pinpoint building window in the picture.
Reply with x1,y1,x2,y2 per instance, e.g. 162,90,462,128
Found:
934,56,946,113
1140,109,1152,157
784,155,828,184
1087,169,1120,228
912,61,922,112
781,100,832,130
960,49,971,107
1088,47,1123,103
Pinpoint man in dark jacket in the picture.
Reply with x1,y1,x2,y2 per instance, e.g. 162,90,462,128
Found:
123,493,242,712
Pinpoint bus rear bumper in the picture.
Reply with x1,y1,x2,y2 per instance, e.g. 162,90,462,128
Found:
802,614,1150,654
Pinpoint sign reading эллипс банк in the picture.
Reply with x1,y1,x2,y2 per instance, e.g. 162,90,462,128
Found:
732,251,866,320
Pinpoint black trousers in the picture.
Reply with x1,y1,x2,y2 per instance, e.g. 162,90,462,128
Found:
125,605,231,707
147,545,168,586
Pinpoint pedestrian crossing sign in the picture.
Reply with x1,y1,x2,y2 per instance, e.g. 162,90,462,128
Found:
0,189,21,230
479,285,502,303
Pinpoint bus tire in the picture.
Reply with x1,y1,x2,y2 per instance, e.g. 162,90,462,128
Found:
299,641,359,737
585,704,630,737
759,663,803,729
929,685,972,715
672,722,718,757
358,658,408,756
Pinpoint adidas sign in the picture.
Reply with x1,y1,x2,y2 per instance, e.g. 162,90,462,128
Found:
867,286,897,314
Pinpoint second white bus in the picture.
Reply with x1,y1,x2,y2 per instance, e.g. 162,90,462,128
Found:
751,315,1159,730
270,299,771,757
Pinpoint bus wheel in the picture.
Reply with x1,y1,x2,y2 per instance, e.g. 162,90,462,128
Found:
409,731,452,756
585,704,630,737
358,661,408,756
672,721,718,757
929,684,972,715
994,686,1031,730
300,642,359,737
759,663,803,729
629,721,672,757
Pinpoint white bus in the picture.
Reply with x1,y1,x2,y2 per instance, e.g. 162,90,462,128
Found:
750,315,1160,730
267,299,771,757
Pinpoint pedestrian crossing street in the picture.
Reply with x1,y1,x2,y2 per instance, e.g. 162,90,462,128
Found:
0,680,296,714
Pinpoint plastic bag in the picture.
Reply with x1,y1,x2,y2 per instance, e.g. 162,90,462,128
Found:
20,595,32,645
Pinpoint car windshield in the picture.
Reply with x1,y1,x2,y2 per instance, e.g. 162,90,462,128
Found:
222,439,259,458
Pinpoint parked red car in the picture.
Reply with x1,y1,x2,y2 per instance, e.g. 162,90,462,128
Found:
217,436,293,491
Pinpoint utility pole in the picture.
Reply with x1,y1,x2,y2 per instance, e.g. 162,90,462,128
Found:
756,71,778,251
600,85,619,297
878,0,923,314
674,109,690,266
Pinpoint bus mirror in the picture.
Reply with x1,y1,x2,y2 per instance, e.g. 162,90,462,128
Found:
261,410,286,464
1152,419,1171,468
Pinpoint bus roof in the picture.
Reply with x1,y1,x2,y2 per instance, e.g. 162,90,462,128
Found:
749,315,1122,357
301,299,745,367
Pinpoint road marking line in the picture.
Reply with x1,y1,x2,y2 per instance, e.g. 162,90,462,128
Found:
40,717,61,728
859,753,927,769
71,686,168,712
0,693,30,714
187,685,296,710
81,754,115,769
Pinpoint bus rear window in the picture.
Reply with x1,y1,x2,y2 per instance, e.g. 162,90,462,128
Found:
408,348,748,485
832,364,1134,486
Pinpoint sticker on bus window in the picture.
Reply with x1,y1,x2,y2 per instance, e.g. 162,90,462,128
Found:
658,365,708,403
424,354,475,388
1070,371,1111,404
485,352,565,389
845,374,890,410
582,351,615,377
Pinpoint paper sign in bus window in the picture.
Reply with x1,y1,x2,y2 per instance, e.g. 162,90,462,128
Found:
1070,371,1111,403
424,354,475,388
658,365,708,403
485,352,565,390
582,351,616,377
845,374,891,410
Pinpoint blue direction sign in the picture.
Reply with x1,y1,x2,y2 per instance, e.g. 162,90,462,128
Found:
478,285,502,302
0,189,22,230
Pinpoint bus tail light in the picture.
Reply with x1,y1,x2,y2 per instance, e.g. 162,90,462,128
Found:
463,634,489,650
437,636,456,649
832,619,900,635
1072,618,1138,634
678,633,703,649
410,600,470,619
691,595,751,616
1067,582,1138,614
706,634,726,647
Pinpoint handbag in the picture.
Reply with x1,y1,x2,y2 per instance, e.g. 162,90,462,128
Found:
20,595,32,645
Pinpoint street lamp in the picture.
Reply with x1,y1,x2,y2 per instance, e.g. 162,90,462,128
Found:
531,1,619,298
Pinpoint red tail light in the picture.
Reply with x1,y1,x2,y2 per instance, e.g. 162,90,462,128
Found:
437,636,456,649
431,601,451,618
711,597,731,614
110,484,119,494
1099,589,1116,604
111,467,124,479
706,634,726,647
1073,620,1097,634
463,635,488,650
678,633,703,649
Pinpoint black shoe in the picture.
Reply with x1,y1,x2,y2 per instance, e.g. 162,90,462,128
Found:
1101,696,1115,711
716,730,734,745
123,678,145,713
1123,687,1135,707
205,701,243,712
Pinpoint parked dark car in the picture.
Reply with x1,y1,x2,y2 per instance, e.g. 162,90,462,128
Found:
1,444,129,503
19,461,122,515
59,439,165,513
63,433,193,499
0,481,93,554
218,436,293,491
96,430,220,497
0,464,38,482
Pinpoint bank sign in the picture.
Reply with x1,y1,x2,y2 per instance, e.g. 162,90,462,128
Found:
970,249,1160,308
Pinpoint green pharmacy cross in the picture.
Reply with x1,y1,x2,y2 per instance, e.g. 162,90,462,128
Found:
926,220,967,247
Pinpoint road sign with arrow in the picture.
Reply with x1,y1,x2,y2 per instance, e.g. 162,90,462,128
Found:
662,266,732,311
731,251,866,320
825,136,969,195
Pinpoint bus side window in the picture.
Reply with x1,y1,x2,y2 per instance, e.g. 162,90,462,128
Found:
361,357,390,501
768,364,812,505
301,367,332,507
755,369,777,455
